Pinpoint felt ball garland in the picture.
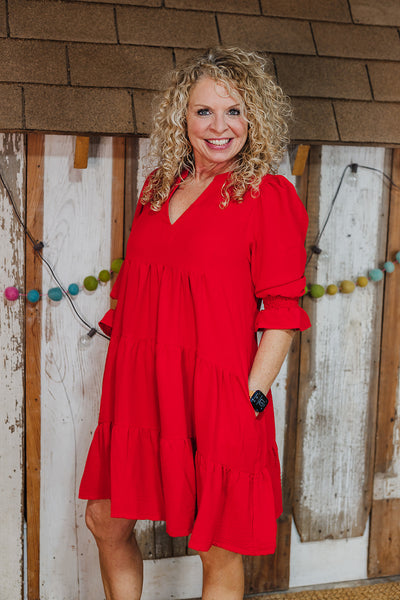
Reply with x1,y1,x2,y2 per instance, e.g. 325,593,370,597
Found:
3,260,123,304
307,251,400,299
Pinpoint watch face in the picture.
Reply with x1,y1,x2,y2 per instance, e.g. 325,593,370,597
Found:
250,390,269,412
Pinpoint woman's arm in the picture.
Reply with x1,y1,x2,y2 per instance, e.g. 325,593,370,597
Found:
248,328,296,415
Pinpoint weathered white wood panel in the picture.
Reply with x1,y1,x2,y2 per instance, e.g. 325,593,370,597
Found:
294,146,388,542
0,134,25,600
40,136,113,600
289,518,368,588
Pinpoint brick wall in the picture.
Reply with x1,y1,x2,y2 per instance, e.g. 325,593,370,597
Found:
2,0,400,144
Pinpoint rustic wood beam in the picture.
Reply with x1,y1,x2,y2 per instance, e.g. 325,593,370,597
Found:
26,133,45,600
74,136,90,169
290,144,311,177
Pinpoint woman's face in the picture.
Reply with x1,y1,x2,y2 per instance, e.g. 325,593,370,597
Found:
186,77,248,172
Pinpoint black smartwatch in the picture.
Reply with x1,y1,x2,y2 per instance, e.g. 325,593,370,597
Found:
249,389,269,413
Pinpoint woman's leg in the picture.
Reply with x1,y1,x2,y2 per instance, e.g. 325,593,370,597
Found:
198,545,244,600
85,499,143,600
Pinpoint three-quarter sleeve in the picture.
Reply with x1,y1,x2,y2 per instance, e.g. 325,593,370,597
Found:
249,175,311,332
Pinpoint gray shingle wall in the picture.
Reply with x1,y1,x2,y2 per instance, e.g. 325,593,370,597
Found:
2,0,400,144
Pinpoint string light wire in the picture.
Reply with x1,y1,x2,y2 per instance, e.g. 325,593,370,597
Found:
306,162,400,267
0,169,111,341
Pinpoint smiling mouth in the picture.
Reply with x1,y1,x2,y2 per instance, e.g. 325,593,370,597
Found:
206,138,232,147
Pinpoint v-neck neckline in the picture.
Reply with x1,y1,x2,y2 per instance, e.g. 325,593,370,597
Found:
166,169,230,226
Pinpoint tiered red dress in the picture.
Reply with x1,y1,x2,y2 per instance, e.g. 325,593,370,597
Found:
79,170,311,555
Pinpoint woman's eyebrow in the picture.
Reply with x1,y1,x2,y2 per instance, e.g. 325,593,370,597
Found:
192,103,241,108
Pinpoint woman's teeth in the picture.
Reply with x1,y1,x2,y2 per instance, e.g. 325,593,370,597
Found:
207,139,230,146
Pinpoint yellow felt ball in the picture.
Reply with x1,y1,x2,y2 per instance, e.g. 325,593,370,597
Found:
326,284,338,295
340,280,355,293
357,276,368,288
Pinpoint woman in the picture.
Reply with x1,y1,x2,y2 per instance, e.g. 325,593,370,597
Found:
79,47,311,599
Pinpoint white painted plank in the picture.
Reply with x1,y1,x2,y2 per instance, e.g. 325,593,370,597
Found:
40,135,113,600
142,555,202,600
294,145,388,541
0,134,25,600
289,518,368,588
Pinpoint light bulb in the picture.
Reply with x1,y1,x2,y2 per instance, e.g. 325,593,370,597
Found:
347,163,358,186
78,328,97,349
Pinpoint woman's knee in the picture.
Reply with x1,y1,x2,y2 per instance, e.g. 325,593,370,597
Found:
85,499,136,545
198,545,242,568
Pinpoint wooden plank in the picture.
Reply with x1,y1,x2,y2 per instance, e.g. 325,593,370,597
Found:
244,153,305,594
26,133,45,600
39,135,114,600
369,499,400,577
294,146,389,542
124,136,139,253
369,148,400,577
291,145,311,177
0,134,25,600
74,136,90,169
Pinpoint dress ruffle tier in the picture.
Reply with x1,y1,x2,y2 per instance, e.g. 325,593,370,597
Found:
79,171,310,555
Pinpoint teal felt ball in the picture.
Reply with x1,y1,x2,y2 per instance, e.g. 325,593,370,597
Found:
68,283,80,296
396,251,400,263
369,268,383,282
383,261,395,273
27,289,40,303
83,276,98,291
48,287,63,301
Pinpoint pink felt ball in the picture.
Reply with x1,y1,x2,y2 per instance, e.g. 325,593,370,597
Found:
4,286,19,300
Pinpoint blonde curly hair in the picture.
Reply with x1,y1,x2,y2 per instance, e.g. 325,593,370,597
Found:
141,46,292,210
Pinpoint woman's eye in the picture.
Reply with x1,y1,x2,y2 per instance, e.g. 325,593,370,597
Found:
228,108,240,116
197,108,210,116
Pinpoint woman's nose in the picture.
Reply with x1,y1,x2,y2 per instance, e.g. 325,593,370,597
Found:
210,112,228,133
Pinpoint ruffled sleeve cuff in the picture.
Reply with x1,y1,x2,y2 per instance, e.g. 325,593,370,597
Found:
98,308,114,337
255,295,311,332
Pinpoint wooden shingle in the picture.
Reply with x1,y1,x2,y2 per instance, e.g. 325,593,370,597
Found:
312,22,400,60
261,0,351,22
116,7,219,48
24,85,133,133
275,56,371,100
217,14,315,54
9,0,117,43
69,45,173,90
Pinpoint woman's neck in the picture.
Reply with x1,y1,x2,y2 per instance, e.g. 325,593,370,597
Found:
191,160,234,183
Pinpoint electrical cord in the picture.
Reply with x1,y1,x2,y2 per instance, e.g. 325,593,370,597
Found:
0,169,111,341
306,162,400,267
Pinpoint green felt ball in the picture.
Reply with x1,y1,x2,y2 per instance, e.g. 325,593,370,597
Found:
326,284,338,295
369,268,383,282
357,276,368,288
384,261,395,273
83,276,98,291
48,287,63,301
99,269,111,283
310,284,325,298
111,258,123,274
340,280,355,293
304,285,308,294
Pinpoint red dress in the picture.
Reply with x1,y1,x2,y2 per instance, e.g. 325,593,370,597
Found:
79,170,311,555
